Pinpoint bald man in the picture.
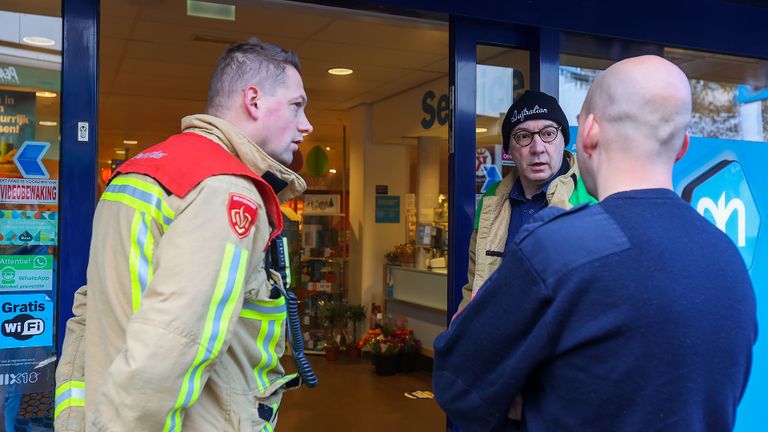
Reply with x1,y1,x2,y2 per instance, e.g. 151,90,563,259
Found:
433,55,757,432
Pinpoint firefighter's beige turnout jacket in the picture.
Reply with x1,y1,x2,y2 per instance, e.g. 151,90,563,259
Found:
54,115,306,431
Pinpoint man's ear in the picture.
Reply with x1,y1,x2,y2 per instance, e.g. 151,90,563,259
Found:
243,85,260,120
674,131,690,162
580,113,599,157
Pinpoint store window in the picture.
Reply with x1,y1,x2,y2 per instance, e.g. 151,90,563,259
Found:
559,35,768,143
475,45,530,198
0,1,61,431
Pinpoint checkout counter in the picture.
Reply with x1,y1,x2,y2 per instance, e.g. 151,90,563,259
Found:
384,264,447,357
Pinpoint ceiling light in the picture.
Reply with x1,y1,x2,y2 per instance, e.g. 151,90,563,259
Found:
36,91,57,98
328,68,353,76
114,148,126,155
123,140,138,145
329,169,337,174
187,0,235,21
475,127,488,133
23,36,56,47
325,146,332,151
38,121,57,126
302,133,309,136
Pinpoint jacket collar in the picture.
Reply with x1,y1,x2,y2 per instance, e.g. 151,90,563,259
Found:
181,114,307,202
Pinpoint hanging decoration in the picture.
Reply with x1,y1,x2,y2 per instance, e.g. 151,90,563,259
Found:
305,145,329,177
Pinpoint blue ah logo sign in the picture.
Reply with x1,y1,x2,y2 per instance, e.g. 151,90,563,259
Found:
690,161,760,270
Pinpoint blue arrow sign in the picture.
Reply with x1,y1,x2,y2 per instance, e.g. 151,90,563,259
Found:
13,141,51,179
736,85,768,104
481,164,502,193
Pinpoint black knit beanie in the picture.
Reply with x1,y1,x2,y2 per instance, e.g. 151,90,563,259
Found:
502,90,569,153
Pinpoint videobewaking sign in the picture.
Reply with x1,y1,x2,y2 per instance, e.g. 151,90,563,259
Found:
0,178,58,205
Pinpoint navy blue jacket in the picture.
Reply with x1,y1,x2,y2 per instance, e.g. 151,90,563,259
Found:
434,189,757,432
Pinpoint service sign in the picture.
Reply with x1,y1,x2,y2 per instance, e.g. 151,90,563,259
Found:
0,210,57,245
0,178,58,204
0,255,53,292
0,294,52,349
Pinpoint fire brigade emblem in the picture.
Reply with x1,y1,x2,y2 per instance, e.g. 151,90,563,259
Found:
227,193,258,238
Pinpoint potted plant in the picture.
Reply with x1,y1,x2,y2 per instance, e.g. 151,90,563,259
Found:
345,304,367,360
392,315,419,372
319,301,344,361
360,326,400,376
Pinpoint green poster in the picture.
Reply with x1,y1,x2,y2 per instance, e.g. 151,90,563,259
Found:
0,255,53,292
0,210,57,245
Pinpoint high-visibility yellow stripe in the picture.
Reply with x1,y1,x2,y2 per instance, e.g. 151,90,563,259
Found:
143,212,155,296
54,380,85,419
54,398,85,419
240,297,286,320
163,243,248,432
247,300,285,393
55,380,85,397
253,320,272,393
261,321,282,389
110,176,175,222
129,212,142,312
129,212,155,313
102,177,175,230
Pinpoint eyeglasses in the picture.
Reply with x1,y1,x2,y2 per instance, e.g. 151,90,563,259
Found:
511,125,562,147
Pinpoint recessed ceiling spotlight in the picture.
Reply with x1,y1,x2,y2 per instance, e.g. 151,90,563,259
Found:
123,140,138,145
23,36,56,47
329,169,337,174
475,127,488,133
328,68,353,76
35,91,57,98
39,121,57,126
325,146,331,151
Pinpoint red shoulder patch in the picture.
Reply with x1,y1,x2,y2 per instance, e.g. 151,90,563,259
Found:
228,193,258,238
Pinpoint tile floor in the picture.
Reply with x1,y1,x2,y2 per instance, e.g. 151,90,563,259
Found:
279,354,446,431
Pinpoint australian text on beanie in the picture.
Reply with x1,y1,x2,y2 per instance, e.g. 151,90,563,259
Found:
502,90,569,152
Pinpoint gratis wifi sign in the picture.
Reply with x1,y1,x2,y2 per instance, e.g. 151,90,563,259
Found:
683,160,760,270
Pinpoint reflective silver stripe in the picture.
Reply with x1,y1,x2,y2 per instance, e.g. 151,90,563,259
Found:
55,387,85,408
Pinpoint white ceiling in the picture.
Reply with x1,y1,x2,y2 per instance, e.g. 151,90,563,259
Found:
98,0,449,167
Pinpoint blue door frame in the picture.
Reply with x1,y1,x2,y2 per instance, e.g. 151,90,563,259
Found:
447,16,559,319
57,0,99,352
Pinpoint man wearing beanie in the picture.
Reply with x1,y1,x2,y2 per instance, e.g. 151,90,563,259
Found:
457,90,594,311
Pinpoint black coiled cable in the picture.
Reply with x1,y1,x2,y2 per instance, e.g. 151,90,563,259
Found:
283,288,318,388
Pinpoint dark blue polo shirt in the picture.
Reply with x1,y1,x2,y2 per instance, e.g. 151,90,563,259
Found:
434,189,757,432
505,157,569,251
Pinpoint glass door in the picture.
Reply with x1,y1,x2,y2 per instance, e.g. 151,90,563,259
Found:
447,17,536,318
0,2,61,430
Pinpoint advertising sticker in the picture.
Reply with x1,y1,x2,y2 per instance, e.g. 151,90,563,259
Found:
0,210,57,245
0,346,56,396
0,255,53,292
0,293,53,349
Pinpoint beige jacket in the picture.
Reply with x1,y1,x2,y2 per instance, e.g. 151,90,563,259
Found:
54,115,306,431
458,151,592,310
